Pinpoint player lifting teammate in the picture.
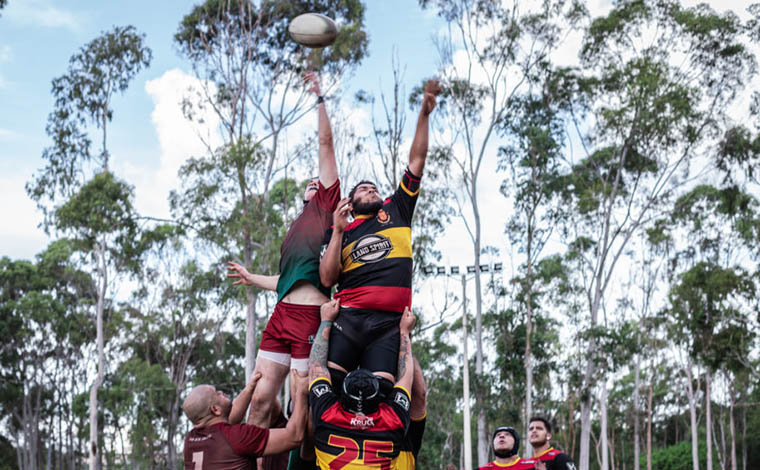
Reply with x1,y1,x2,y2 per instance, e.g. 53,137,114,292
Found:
227,72,340,429
319,79,442,388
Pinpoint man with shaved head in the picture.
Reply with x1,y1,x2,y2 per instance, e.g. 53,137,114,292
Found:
182,370,308,470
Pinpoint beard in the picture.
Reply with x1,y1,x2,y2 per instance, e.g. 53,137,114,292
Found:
352,199,383,215
530,436,548,447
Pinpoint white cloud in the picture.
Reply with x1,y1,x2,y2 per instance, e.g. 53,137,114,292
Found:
119,69,223,219
0,128,15,140
0,173,50,260
4,1,83,31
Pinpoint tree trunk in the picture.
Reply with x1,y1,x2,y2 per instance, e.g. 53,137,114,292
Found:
729,380,736,470
471,184,487,466
600,383,609,470
89,242,107,470
741,400,746,470
245,293,257,381
524,284,533,458
647,379,653,470
685,359,700,470
706,370,712,470
633,354,641,470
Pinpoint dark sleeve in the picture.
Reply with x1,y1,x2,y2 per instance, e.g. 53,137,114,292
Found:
388,387,412,433
309,378,337,425
389,167,421,224
550,453,576,470
408,417,426,458
220,424,270,457
313,180,341,212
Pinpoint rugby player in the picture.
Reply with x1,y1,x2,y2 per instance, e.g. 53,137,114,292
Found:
182,370,308,470
477,426,538,470
319,79,442,388
307,299,417,469
528,416,576,470
227,71,340,429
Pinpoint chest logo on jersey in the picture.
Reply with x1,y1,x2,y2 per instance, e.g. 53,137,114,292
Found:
377,209,391,224
349,416,375,429
349,234,393,264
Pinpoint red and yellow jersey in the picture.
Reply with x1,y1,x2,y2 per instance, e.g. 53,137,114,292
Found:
533,447,576,470
323,168,420,313
309,377,411,469
477,458,539,470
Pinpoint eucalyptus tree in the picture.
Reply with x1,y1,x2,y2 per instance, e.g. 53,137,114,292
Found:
25,26,152,470
173,0,368,378
416,0,572,460
0,241,92,470
543,2,756,468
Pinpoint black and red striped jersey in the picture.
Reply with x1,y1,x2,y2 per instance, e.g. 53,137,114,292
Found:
533,447,576,470
309,377,412,470
323,168,421,313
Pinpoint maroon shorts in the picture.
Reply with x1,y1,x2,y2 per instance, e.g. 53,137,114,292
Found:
259,302,321,359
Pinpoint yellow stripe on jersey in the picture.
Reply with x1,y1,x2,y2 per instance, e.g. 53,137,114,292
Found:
341,226,412,273
400,180,420,197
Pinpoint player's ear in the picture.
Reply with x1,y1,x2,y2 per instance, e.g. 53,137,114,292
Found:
209,404,222,416
546,432,552,441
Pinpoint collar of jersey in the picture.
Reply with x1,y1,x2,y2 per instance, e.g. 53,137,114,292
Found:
533,447,554,459
492,458,522,467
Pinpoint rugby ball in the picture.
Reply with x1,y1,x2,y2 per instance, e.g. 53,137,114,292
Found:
288,13,338,48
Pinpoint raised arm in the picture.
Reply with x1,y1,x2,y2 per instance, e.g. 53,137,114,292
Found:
407,79,442,177
229,372,262,424
262,370,308,455
308,299,340,384
319,198,351,288
227,262,279,291
305,72,338,188
395,307,416,392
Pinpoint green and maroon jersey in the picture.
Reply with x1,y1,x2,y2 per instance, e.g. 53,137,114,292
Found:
183,422,269,470
322,168,420,313
276,180,340,301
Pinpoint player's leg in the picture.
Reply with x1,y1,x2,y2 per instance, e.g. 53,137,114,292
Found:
250,303,292,427
249,354,290,427
361,312,401,385
326,308,363,376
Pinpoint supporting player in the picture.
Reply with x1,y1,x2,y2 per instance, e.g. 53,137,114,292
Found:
477,426,538,470
307,299,416,469
528,416,576,470
319,79,442,387
182,370,308,470
227,71,340,429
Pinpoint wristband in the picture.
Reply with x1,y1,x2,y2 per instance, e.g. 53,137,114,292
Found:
320,320,333,326
317,95,325,104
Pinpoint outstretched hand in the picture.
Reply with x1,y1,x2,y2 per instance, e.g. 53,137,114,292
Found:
304,71,322,97
422,79,442,116
227,261,253,286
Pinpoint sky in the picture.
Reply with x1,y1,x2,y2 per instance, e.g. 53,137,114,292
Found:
0,0,757,302
0,0,445,261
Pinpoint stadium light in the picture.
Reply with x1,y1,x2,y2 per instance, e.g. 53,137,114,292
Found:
450,266,460,274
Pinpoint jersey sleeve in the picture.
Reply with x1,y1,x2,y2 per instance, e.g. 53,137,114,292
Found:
309,378,338,424
550,453,576,470
313,180,341,212
220,423,269,457
389,167,421,224
387,386,412,432
408,417,426,458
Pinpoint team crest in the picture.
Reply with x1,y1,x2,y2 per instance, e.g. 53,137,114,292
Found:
377,209,391,224
394,392,410,411
349,234,393,263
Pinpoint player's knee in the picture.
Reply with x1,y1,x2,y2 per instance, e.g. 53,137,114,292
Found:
250,391,275,416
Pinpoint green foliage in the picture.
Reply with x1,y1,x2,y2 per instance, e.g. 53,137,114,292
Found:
175,0,367,77
642,439,706,470
28,25,152,206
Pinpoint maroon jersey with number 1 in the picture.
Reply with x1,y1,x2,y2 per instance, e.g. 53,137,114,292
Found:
183,422,269,470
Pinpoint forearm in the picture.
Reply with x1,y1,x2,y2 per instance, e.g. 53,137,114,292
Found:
317,101,338,187
229,385,255,424
396,331,414,391
308,320,333,383
248,274,279,291
319,232,343,287
408,109,430,176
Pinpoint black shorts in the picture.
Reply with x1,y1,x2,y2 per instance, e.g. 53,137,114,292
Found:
327,307,400,375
